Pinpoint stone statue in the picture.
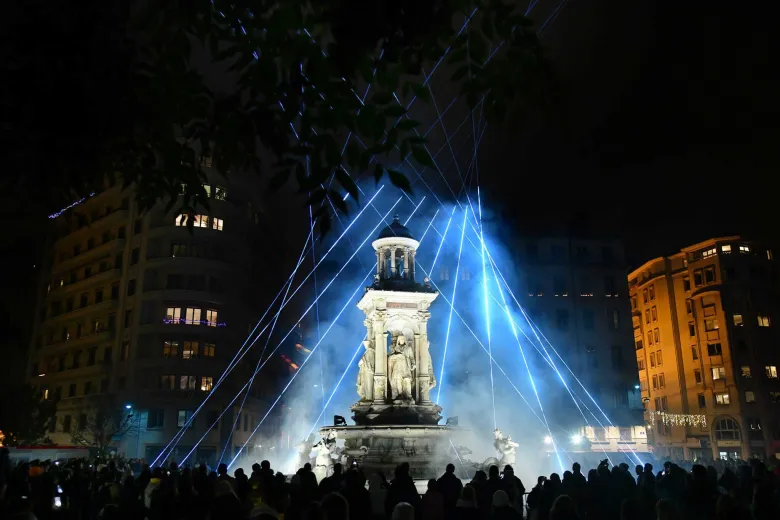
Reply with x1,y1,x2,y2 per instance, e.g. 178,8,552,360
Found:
493,429,519,467
426,341,436,390
313,430,339,482
295,433,316,470
356,340,375,401
388,335,415,401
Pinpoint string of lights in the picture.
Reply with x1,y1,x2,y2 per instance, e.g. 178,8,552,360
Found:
48,193,96,219
647,411,707,427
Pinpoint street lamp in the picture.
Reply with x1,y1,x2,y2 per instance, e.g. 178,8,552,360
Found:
125,404,133,410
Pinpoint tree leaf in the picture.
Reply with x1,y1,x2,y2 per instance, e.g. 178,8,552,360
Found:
269,169,290,191
384,105,407,118
387,169,412,194
396,119,421,131
374,163,384,184
411,146,436,169
334,167,359,201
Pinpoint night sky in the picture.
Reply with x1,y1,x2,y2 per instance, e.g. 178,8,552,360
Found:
482,0,779,264
2,0,777,355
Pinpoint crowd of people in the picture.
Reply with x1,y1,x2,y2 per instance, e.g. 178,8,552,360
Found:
1,447,779,520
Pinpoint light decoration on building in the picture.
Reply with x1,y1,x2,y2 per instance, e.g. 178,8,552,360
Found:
647,410,707,427
161,318,227,327
48,193,96,219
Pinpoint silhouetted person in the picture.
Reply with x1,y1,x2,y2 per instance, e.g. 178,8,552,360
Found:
437,463,463,517
490,490,521,520
319,464,344,496
500,465,525,513
321,492,350,520
385,463,421,516
421,479,444,520
454,485,480,520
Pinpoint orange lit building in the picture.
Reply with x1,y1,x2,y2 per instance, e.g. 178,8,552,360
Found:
629,237,779,461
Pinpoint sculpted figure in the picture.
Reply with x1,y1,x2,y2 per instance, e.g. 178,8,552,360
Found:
295,433,316,470
388,335,414,401
356,340,375,401
313,430,338,482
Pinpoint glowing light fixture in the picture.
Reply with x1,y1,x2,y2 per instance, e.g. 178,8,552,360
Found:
544,436,553,445
571,434,582,445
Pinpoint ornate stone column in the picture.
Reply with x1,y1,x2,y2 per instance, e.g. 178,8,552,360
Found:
364,318,374,400
403,248,409,278
372,311,388,403
410,251,415,281
376,251,381,275
417,309,432,403
390,249,396,277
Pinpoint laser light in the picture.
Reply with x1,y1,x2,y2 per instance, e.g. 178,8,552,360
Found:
544,435,553,445
571,434,582,445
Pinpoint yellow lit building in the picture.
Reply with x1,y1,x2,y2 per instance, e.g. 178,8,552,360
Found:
629,237,779,461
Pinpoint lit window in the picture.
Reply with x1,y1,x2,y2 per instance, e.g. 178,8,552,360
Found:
739,245,750,253
214,186,227,201
715,392,730,405
205,309,218,327
201,376,213,392
733,314,743,327
767,249,773,260
185,307,202,325
704,318,719,331
163,341,179,358
176,214,186,226
757,315,771,327
637,358,645,370
741,366,752,378
203,343,216,357
766,366,778,379
701,248,716,259
745,391,756,403
712,367,726,380
194,215,209,228
212,218,224,231
165,307,181,324
177,410,194,428
183,341,199,359
179,375,197,390
721,244,731,254
203,184,212,197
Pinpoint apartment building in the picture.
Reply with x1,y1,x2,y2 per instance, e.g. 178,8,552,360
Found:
629,237,779,460
28,168,289,465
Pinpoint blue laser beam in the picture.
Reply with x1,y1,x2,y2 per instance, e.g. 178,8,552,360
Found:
435,207,469,404
476,188,497,431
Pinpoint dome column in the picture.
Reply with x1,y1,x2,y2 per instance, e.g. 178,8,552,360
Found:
390,249,396,277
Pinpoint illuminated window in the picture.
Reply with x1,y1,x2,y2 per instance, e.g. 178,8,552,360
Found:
179,375,197,390
704,318,719,331
766,366,778,379
200,376,213,392
637,358,645,370
757,315,771,327
745,391,756,403
205,309,218,327
203,184,212,197
767,249,773,260
707,343,722,356
163,341,179,358
185,307,202,325
739,245,750,253
721,244,731,254
183,341,199,359
166,307,181,323
177,410,194,428
212,218,224,231
176,214,209,228
715,392,730,405
733,314,743,326
701,248,716,259
741,366,752,378
215,186,227,201
203,343,216,357
712,367,726,380
159,375,176,390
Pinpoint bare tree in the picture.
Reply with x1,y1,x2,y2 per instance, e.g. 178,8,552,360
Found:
65,396,139,457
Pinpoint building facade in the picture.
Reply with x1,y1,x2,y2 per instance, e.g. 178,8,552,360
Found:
27,168,289,466
629,237,779,461
436,233,647,458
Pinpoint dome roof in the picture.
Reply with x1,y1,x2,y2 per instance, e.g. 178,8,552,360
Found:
377,215,415,240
